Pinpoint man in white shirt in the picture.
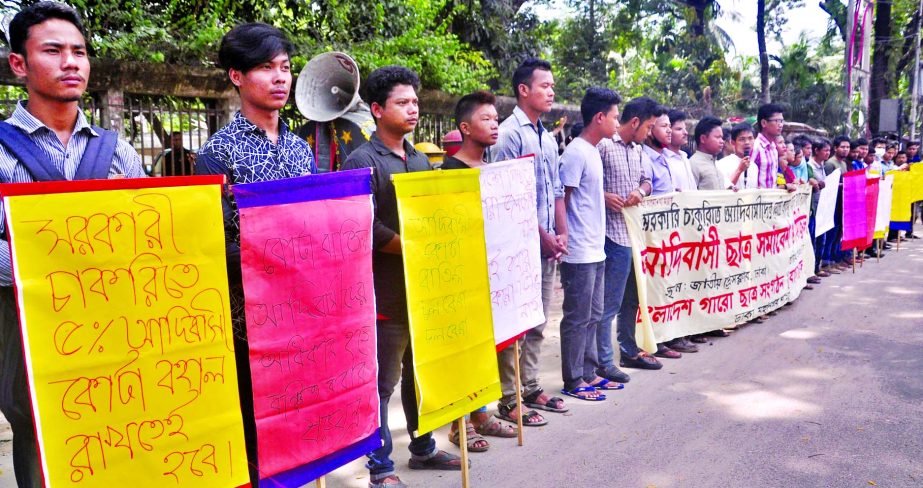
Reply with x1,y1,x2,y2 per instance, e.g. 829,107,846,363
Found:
716,122,757,190
662,109,696,192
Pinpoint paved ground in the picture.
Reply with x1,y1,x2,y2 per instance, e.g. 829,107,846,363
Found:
3,240,922,487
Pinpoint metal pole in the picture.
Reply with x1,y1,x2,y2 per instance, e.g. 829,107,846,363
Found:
910,0,923,142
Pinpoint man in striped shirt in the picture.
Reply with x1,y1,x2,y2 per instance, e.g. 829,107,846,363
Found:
750,103,785,189
0,3,145,487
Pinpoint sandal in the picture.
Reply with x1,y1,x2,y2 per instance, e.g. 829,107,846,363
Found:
560,386,606,401
449,423,489,452
589,378,624,391
474,416,518,438
495,403,548,426
408,449,465,470
522,388,569,413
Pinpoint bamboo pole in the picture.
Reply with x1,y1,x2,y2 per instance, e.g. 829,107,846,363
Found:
457,418,470,488
513,341,524,446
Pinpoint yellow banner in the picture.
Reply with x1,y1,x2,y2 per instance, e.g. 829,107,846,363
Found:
889,166,923,223
3,181,248,487
393,169,501,435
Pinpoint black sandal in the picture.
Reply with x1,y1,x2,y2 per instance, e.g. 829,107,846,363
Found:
522,388,569,413
494,403,548,426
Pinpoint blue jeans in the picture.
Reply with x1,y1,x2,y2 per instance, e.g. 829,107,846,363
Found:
366,320,436,482
599,239,637,363
559,261,604,391
0,287,41,488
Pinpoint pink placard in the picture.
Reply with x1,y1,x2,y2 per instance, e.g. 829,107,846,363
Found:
238,192,379,483
841,170,868,250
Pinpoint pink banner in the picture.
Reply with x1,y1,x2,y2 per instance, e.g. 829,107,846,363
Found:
841,170,868,250
236,172,379,486
864,178,879,249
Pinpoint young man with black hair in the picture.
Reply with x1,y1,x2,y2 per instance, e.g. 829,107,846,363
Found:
441,91,497,171
492,57,570,425
195,23,316,483
908,141,921,163
794,135,813,163
750,103,785,189
642,107,698,356
341,66,462,488
663,109,696,192
717,122,757,190
0,3,146,486
689,116,725,190
441,90,518,451
823,135,851,270
597,96,658,372
641,105,675,197
558,87,624,401
810,139,833,276
851,138,869,170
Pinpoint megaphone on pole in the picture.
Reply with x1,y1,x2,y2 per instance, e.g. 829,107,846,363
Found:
295,52,361,122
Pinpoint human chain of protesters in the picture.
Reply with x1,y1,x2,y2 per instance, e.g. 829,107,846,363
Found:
1,4,922,488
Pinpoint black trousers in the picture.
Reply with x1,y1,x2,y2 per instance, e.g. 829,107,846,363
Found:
0,287,40,487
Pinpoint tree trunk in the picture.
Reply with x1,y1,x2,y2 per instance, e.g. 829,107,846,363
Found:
869,0,893,134
757,0,771,103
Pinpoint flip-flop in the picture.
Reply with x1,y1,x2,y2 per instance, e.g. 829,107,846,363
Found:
408,449,467,470
522,388,570,413
589,378,624,391
560,386,606,401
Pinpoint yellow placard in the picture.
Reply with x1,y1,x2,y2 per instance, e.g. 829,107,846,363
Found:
393,169,501,435
4,182,248,487
888,169,923,223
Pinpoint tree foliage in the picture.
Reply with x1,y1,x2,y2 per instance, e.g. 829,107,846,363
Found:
5,0,910,134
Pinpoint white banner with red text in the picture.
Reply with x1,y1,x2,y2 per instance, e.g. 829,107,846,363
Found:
624,186,815,345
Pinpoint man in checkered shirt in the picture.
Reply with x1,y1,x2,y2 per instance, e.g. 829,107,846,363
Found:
596,97,660,375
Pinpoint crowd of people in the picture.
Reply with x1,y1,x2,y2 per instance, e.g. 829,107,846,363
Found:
0,3,921,488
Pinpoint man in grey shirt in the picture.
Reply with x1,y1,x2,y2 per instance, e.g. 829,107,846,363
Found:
558,87,623,400
492,57,569,424
689,116,726,190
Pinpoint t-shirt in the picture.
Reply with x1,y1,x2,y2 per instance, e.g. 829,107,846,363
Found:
559,137,606,264
440,155,472,170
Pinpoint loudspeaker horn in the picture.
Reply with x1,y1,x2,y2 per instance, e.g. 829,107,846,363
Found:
295,52,361,122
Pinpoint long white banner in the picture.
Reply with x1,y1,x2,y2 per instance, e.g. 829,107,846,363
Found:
624,186,815,344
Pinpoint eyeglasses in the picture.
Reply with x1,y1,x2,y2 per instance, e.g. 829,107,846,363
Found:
767,118,785,123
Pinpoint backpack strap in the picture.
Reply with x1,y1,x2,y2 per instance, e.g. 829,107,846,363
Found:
0,121,66,182
75,126,118,180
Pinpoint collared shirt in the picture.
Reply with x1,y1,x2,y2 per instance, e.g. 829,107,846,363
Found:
493,106,563,234
597,135,650,246
342,132,432,323
663,147,696,191
749,132,779,189
0,101,146,286
716,154,758,189
641,144,674,196
688,150,723,190
196,111,316,267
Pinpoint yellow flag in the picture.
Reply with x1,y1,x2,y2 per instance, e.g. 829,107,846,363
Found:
2,179,248,487
393,169,501,435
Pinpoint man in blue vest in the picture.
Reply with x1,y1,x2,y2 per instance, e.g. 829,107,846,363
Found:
0,3,145,486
